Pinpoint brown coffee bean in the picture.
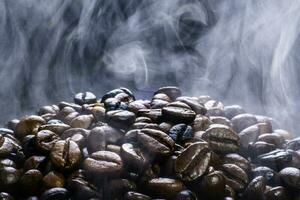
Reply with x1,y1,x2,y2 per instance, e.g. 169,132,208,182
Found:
175,142,211,181
124,191,151,200
39,122,70,135
222,164,249,192
249,141,276,158
58,101,82,111
286,137,300,151
121,143,147,171
0,135,16,158
265,186,289,200
38,105,59,116
147,178,184,199
67,177,99,199
138,109,162,122
104,178,137,199
15,115,46,138
87,127,106,153
202,124,240,153
138,128,174,156
162,104,196,124
23,155,47,171
6,119,20,132
279,167,300,189
74,92,97,105
222,153,250,173
210,116,232,126
154,86,182,101
70,114,94,129
231,114,258,133
177,96,207,115
128,101,148,114
20,169,43,195
35,130,59,153
106,110,136,129
258,133,284,148
239,124,260,152
192,115,211,132
224,105,245,120
83,151,123,176
50,139,82,171
274,129,293,140
106,144,121,155
60,128,88,148
0,167,21,191
242,176,266,200
43,171,65,189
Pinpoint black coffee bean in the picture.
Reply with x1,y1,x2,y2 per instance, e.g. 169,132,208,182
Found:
124,191,151,200
169,124,193,143
162,104,196,124
67,177,99,199
20,169,43,195
252,166,280,186
242,176,266,200
222,153,250,173
83,151,123,176
104,97,128,111
202,124,240,153
154,86,182,101
279,167,300,190
0,135,16,158
286,137,300,151
50,139,82,171
146,178,184,199
175,142,211,181
70,114,94,129
0,167,20,192
222,164,249,192
106,110,136,129
41,187,70,200
239,124,260,153
121,143,147,172
174,190,197,200
256,150,292,171
74,92,97,105
249,141,277,158
176,96,207,115
231,114,258,133
265,186,289,200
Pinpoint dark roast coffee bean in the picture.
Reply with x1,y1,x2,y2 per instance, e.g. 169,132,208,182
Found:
252,166,280,186
265,186,289,200
104,178,137,199
274,129,293,140
101,88,135,103
67,177,99,199
222,153,250,173
175,142,211,181
138,128,174,156
204,99,224,110
176,96,207,115
239,124,260,152
74,92,97,105
15,115,46,138
70,114,94,129
192,115,211,132
249,141,277,158
39,122,70,135
286,137,300,151
50,139,82,171
20,169,43,195
279,167,300,189
257,150,292,171
58,102,82,112
169,124,193,143
104,97,128,111
0,135,16,158
222,164,248,192
124,191,151,200
61,128,88,148
174,190,197,200
138,109,162,122
162,105,196,124
146,178,184,199
36,130,59,153
231,114,258,133
121,143,147,171
128,101,148,114
242,176,266,200
38,105,59,116
43,171,65,189
87,127,106,153
224,105,245,120
6,119,20,132
135,117,152,123
258,133,284,148
83,151,123,176
24,155,47,171
202,124,239,153
0,159,16,168
0,167,20,192
154,86,182,101
210,116,232,126
198,170,226,200
106,144,121,155
106,110,136,129
41,187,70,200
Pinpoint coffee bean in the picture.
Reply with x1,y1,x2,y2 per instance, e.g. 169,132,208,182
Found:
202,124,239,153
0,192,14,200
162,104,196,124
138,109,162,122
70,114,94,129
198,170,226,199
87,127,106,153
121,143,147,172
175,142,211,181
257,150,292,171
176,96,207,115
39,122,70,136
138,128,174,156
38,105,59,116
252,166,280,186
279,167,300,190
286,137,300,151
20,169,43,195
239,124,260,152
210,116,232,126
43,171,65,189
67,177,99,199
174,190,197,200
231,114,258,133
60,128,88,148
146,178,184,199
258,133,284,148
242,176,266,200
74,92,97,105
0,167,20,193
128,101,148,114
265,186,289,200
192,115,211,132
104,178,137,199
169,124,193,143
0,135,16,158
274,129,293,140
222,164,248,192
40,187,70,200
15,115,46,138
154,86,182,101
124,191,151,200
222,153,250,173
104,97,128,111
106,110,136,129
35,130,59,153
83,151,123,176
50,140,81,171
224,105,245,120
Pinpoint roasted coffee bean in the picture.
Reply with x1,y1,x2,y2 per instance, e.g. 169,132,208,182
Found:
222,153,250,173
106,144,121,155
39,122,70,136
61,128,88,148
174,190,197,200
35,130,59,153
70,114,94,129
104,97,128,111
159,122,173,133
265,186,289,200
224,105,245,120
279,167,300,190
258,133,284,148
40,187,70,200
224,185,236,198
231,114,258,133
0,192,14,200
0,158,16,168
162,104,196,124
138,109,162,122
198,170,226,200
249,141,277,158
0,135,16,158
67,177,99,199
96,125,123,144
106,110,136,129
274,129,293,140
151,99,170,109
128,101,148,114
20,169,43,195
175,142,211,181
83,151,123,176
74,92,97,105
239,124,260,152
121,143,147,171
202,124,239,153
124,191,151,200
286,137,300,151
176,96,207,115
146,178,184,199
192,115,211,132
43,171,65,189
169,124,193,143
154,86,182,101
0,167,20,193
38,105,59,116
50,139,82,171
210,116,232,126
63,112,80,125
104,178,137,199
87,127,106,153
6,119,19,132
222,164,248,192
58,102,82,112
101,88,135,103
257,149,292,171
138,128,174,156
15,115,46,138
252,166,280,186
242,176,266,200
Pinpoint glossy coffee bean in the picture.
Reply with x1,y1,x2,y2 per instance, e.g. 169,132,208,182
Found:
106,110,136,129
169,124,193,143
286,137,300,151
239,124,260,152
177,96,207,115
242,176,266,200
162,104,196,124
146,178,184,199
265,186,289,200
224,105,245,120
0,135,16,158
20,169,43,195
0,192,14,200
202,124,239,153
74,92,97,105
50,139,82,171
124,191,151,200
35,130,59,153
222,164,249,192
210,116,232,126
43,171,65,189
87,127,106,153
175,142,211,181
231,114,258,133
258,133,284,148
138,109,162,122
67,177,99,199
154,86,182,101
15,115,46,138
174,190,197,200
138,128,174,156
70,114,94,129
101,88,135,103
104,97,128,111
192,115,211,132
60,128,88,148
222,153,250,173
0,167,20,192
279,167,300,190
252,166,280,186
41,187,70,200
83,151,123,176
121,143,147,171
257,150,292,171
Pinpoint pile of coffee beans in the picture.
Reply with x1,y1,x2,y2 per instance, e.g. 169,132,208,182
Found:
0,86,300,199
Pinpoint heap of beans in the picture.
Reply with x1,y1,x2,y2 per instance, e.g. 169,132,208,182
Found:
0,86,300,200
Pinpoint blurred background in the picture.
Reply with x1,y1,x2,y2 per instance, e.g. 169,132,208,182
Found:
0,0,300,133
